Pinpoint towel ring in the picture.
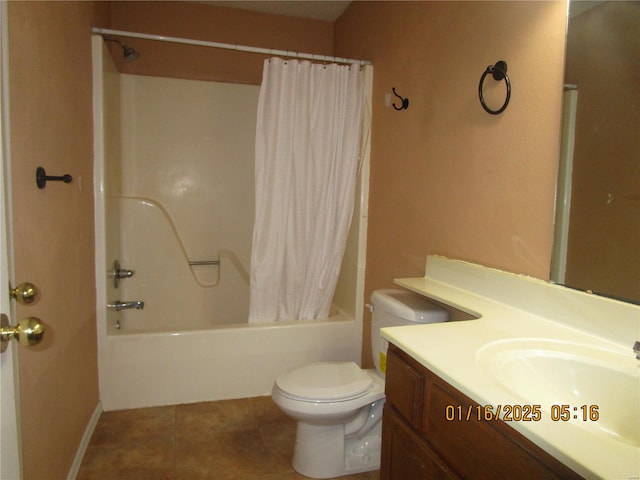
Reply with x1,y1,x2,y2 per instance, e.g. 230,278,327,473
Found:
478,60,510,115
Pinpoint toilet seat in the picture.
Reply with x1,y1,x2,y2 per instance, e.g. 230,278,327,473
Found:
275,362,373,402
272,368,385,421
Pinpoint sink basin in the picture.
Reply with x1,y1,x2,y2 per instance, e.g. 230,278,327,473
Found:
476,339,640,447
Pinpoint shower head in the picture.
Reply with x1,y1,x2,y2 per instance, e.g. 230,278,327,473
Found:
103,36,140,62
121,44,140,62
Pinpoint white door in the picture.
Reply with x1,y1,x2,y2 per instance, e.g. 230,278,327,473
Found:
0,2,22,478
0,148,22,480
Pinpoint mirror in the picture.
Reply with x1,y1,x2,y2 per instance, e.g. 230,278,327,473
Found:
551,1,639,304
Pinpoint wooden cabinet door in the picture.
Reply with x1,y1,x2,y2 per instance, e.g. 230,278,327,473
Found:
382,407,459,480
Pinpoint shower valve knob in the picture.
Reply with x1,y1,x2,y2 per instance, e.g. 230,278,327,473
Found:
110,260,135,288
116,269,134,279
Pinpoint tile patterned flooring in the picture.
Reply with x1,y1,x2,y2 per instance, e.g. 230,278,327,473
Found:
77,396,380,480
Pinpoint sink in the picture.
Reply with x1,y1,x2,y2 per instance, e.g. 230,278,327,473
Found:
476,339,640,447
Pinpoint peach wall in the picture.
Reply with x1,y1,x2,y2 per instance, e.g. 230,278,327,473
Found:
7,2,109,479
107,1,334,84
334,1,567,366
564,2,640,301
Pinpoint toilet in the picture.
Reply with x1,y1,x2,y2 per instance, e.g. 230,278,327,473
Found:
271,289,449,478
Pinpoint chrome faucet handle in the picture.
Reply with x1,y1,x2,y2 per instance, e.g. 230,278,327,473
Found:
633,341,640,360
109,260,135,289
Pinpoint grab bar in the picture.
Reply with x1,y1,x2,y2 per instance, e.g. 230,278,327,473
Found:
189,260,220,266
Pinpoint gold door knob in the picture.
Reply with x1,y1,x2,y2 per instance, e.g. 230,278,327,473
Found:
9,282,40,305
1,314,45,353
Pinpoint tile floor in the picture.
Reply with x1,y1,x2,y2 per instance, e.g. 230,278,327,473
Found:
77,396,380,480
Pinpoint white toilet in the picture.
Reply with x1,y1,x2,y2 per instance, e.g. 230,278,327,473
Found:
271,289,449,478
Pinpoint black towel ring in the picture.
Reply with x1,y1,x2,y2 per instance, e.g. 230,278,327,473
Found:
478,60,510,115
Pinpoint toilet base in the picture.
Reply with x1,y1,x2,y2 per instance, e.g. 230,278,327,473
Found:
291,420,382,479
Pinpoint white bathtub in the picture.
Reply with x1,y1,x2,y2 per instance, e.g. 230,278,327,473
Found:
93,37,370,412
96,197,360,411
99,310,360,411
97,198,362,411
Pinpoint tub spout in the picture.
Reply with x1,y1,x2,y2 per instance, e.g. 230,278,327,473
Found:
107,300,144,311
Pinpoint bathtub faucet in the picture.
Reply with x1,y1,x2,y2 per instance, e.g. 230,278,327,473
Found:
107,300,145,311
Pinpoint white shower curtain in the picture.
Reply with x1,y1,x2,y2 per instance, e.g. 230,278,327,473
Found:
249,58,365,323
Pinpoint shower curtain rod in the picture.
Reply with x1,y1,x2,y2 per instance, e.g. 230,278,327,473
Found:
92,28,372,66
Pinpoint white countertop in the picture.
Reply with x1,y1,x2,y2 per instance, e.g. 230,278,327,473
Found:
381,256,640,480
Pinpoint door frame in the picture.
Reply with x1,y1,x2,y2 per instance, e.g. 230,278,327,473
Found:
0,1,23,478
550,87,578,285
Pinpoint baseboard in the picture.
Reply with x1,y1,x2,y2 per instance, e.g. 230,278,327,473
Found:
66,402,102,480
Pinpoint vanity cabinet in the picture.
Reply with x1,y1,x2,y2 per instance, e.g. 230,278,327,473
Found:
381,343,583,480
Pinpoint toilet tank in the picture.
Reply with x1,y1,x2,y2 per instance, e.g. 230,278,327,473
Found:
370,289,449,376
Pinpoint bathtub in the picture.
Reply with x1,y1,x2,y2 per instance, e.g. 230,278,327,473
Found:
99,309,360,411
96,197,362,411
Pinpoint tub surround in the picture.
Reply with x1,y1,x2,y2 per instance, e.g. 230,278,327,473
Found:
382,256,639,479
115,196,250,332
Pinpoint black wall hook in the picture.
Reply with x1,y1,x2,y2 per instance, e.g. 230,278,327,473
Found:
478,60,511,115
392,87,409,110
36,167,72,189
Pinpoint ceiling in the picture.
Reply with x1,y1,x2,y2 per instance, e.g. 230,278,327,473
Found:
199,1,352,21
203,1,601,22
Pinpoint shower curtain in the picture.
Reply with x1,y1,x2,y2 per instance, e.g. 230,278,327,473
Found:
249,58,365,323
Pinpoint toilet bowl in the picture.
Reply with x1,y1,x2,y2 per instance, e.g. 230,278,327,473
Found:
272,363,385,478
271,289,449,478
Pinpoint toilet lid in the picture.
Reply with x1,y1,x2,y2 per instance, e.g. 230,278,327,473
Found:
276,362,372,401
